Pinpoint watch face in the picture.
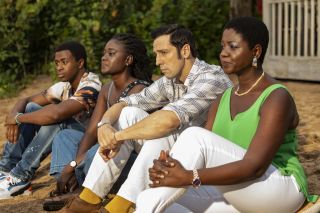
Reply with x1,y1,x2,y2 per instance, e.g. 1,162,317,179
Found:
70,161,77,167
193,178,201,187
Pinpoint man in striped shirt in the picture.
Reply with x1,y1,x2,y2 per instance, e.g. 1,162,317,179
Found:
59,24,232,213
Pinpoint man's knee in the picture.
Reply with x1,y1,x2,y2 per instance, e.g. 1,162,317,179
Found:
25,102,42,113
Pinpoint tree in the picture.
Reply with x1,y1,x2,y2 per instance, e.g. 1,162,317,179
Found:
229,0,253,18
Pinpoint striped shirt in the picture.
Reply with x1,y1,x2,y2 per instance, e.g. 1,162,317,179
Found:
120,58,232,132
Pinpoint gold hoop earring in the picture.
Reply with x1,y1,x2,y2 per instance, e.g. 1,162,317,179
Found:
252,56,258,68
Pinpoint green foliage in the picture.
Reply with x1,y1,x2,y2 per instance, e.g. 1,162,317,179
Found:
0,0,229,98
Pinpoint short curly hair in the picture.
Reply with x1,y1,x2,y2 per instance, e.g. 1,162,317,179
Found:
224,16,269,64
55,41,87,68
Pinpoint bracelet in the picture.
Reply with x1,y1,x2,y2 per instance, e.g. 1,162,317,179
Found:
97,119,111,128
15,113,23,125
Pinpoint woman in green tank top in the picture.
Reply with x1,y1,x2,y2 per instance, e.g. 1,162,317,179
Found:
135,17,318,213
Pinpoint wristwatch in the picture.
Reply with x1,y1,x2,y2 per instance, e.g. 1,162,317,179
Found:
97,119,111,128
191,169,201,188
69,160,77,168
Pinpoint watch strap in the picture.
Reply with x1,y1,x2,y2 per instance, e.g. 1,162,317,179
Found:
192,169,201,188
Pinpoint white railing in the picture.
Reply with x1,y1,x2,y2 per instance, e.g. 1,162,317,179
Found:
265,0,319,58
263,0,320,81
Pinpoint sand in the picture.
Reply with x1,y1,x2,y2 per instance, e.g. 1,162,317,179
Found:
0,75,319,213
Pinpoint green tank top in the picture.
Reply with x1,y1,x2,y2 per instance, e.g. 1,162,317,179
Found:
212,84,318,202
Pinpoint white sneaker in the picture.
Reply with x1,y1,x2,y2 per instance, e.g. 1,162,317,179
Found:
0,172,9,186
0,174,30,199
0,171,9,181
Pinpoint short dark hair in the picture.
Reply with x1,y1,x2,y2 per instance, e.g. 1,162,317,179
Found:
112,33,153,83
151,24,198,58
55,41,87,68
224,17,269,64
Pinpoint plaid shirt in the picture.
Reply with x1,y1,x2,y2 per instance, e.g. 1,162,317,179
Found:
120,58,232,132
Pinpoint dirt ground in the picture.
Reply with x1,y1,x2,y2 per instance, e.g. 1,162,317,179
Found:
0,75,319,213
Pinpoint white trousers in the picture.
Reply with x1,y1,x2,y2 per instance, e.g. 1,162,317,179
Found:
135,127,305,213
83,107,176,202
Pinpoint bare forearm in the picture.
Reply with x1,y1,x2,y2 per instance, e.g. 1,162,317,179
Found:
197,160,262,186
17,108,62,125
116,110,180,141
10,99,29,114
10,93,48,115
17,102,83,125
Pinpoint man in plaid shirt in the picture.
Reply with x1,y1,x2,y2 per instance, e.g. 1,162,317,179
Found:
60,25,232,213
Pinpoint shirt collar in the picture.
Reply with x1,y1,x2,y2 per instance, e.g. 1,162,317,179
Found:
183,58,200,87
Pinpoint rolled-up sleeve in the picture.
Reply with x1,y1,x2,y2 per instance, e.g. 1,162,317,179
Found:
43,82,65,104
70,86,100,112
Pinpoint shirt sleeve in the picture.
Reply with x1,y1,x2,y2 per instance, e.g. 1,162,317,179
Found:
70,74,101,112
120,77,169,111
42,82,65,104
163,68,232,127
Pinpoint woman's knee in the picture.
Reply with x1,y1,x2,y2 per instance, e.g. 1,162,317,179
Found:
120,107,148,119
176,127,207,146
180,127,203,137
117,107,148,128
136,189,161,212
136,188,182,213
52,129,77,148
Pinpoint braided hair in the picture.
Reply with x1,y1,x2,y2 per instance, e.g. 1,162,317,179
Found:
112,33,153,83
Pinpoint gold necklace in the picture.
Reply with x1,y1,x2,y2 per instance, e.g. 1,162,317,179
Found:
235,71,265,96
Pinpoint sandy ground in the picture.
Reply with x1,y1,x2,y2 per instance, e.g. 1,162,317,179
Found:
0,75,319,213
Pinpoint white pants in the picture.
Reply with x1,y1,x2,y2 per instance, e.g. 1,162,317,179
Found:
83,107,176,201
135,127,305,213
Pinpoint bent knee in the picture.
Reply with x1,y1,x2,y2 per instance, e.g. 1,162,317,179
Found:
52,129,79,146
25,102,42,113
118,107,148,126
178,126,206,141
136,190,161,212
120,106,147,118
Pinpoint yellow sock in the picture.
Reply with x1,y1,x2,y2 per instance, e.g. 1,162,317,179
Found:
79,187,102,205
105,195,133,213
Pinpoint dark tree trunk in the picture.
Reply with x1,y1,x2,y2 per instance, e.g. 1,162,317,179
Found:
229,0,253,19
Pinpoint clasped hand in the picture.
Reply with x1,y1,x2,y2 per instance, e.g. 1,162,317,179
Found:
5,113,19,143
56,165,78,195
149,150,190,188
97,124,122,161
